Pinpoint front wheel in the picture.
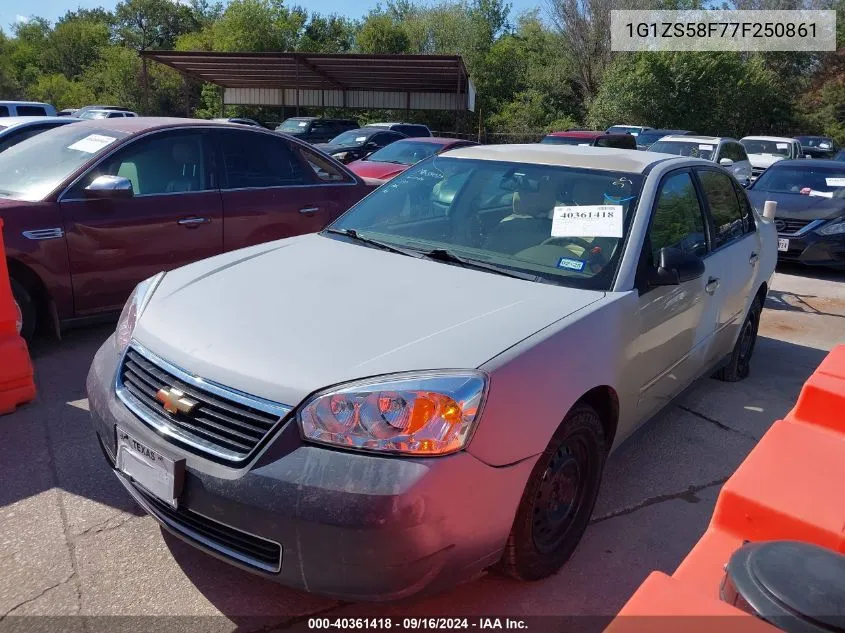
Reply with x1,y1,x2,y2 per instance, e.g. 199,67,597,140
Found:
11,278,36,342
716,296,762,382
498,402,607,581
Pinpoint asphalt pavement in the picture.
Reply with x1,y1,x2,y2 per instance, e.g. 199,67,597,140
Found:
1,264,843,632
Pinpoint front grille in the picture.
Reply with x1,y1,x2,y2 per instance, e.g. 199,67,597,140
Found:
117,344,290,462
135,485,282,572
777,218,812,235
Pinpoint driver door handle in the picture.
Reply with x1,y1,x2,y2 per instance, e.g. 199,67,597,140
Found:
177,217,210,227
299,207,320,215
705,277,720,295
749,252,759,265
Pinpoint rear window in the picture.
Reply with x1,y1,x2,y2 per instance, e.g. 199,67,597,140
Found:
649,140,715,161
17,105,47,116
541,136,594,146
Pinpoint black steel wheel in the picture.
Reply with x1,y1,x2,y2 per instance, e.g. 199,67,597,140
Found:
498,402,607,581
716,295,762,383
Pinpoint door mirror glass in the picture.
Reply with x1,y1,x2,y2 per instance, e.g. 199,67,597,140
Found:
649,247,705,286
83,175,134,199
719,158,734,167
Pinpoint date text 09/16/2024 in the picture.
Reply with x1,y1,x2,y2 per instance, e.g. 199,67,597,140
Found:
307,618,529,630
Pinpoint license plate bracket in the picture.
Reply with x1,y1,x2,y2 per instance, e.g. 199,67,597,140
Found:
116,427,184,508
778,238,789,252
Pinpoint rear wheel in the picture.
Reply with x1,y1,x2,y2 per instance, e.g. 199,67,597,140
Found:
498,402,607,581
10,278,36,342
716,296,761,383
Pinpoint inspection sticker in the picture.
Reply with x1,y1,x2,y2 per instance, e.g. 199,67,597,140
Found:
557,257,586,271
825,177,845,186
68,134,117,154
551,205,623,238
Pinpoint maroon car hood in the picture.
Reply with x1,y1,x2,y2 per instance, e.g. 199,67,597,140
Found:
346,160,409,180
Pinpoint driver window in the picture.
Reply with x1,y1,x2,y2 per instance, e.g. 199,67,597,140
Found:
649,171,708,263
81,132,209,196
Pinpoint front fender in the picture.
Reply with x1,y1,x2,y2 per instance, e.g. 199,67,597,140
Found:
468,294,637,467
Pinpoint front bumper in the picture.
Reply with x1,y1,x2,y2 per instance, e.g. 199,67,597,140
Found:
777,228,845,268
86,337,536,601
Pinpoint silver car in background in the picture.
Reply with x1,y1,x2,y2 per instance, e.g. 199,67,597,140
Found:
650,135,753,187
86,145,776,600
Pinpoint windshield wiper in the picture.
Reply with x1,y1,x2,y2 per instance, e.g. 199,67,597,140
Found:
416,248,547,283
323,228,421,258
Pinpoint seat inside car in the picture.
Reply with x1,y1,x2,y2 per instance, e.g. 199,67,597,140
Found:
166,142,202,193
484,176,557,254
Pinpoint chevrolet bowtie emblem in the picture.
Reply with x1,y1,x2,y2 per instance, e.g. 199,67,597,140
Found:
155,387,198,415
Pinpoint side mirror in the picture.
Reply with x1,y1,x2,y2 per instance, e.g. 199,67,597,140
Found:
649,247,705,286
84,175,134,199
719,158,734,167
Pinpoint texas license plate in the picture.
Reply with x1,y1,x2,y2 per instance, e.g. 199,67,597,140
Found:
116,427,183,508
778,238,789,252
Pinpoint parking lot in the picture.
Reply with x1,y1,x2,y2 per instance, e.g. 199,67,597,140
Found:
1,263,842,630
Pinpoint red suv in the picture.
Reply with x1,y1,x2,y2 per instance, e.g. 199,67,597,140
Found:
0,118,371,340
540,130,638,149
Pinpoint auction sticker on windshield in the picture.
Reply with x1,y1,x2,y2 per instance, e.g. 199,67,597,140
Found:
68,134,117,154
552,205,623,238
825,178,845,187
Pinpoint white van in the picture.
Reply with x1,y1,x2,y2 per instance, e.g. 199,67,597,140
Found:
0,101,57,117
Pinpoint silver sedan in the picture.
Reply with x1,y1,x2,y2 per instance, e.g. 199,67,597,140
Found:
86,144,777,600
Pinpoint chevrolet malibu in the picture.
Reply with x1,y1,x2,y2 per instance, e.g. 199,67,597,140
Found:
87,145,776,600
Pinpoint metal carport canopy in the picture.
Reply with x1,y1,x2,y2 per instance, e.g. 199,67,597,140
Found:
142,51,476,112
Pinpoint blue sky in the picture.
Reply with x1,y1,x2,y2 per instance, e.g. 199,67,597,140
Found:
3,0,545,32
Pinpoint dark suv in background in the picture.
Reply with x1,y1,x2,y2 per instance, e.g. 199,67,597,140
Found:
276,117,358,144
366,122,432,137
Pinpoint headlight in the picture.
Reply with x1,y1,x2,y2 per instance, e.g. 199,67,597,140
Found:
298,372,487,456
115,272,165,353
818,220,845,236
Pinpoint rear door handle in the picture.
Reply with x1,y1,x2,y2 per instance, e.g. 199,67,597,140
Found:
705,277,720,295
299,207,320,215
177,217,210,226
749,251,759,265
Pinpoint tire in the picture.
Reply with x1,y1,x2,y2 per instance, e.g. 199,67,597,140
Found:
10,278,36,342
498,402,607,581
716,295,762,383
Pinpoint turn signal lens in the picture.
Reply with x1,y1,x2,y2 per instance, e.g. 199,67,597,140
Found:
297,372,487,455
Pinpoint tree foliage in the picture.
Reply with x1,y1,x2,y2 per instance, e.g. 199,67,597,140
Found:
0,0,840,142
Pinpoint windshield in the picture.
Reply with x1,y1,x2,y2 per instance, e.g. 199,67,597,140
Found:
329,130,370,146
607,126,641,136
0,125,128,201
741,139,791,157
636,131,671,146
541,136,595,146
795,136,835,149
278,119,310,133
753,166,845,198
328,157,644,291
649,140,715,161
365,140,442,165
78,110,110,120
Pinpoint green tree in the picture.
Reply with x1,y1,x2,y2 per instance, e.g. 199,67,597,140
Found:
27,73,96,109
43,16,111,79
356,14,411,53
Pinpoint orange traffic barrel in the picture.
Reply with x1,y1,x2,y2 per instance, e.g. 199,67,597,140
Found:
0,218,36,414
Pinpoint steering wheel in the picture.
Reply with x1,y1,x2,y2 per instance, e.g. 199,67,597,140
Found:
540,236,595,252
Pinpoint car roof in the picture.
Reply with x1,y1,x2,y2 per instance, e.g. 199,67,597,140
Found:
0,116,72,127
658,135,728,143
51,116,239,134
442,144,687,173
741,136,795,143
392,136,469,146
766,159,845,170
0,100,53,106
547,130,604,139
643,129,690,134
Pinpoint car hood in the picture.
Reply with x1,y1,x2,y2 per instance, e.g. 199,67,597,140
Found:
747,190,845,220
134,233,604,406
346,160,409,180
748,154,786,169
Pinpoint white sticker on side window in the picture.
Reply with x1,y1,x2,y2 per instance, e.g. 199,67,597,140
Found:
699,144,714,151
551,205,623,238
68,134,117,154
825,177,845,187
